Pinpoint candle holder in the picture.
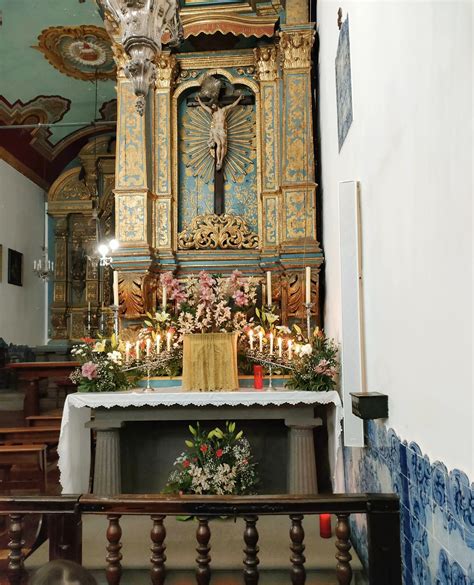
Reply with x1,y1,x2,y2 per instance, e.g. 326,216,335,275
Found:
83,308,92,337
124,348,183,392
111,305,119,338
246,349,294,392
304,302,314,340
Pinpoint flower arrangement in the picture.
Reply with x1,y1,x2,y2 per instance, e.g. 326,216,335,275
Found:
70,336,135,392
286,328,339,392
165,422,258,495
160,270,258,336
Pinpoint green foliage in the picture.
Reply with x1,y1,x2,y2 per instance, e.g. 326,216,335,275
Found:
287,330,339,392
164,421,259,495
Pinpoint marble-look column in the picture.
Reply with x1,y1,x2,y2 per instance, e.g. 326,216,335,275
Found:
287,424,318,494
112,54,157,320
153,52,178,262
254,45,281,254
93,427,122,496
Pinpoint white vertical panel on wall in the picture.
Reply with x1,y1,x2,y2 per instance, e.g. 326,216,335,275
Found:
339,180,364,447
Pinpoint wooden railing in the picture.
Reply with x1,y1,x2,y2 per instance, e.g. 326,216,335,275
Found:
0,493,402,585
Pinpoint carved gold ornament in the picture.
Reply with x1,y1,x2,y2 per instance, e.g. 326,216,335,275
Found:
155,53,179,88
178,213,259,250
279,29,315,70
254,45,279,81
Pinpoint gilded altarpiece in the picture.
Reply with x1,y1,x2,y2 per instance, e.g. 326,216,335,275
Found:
48,137,116,340
110,6,323,328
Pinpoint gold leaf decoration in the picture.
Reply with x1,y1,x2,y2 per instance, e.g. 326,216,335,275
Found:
178,213,259,250
119,272,145,319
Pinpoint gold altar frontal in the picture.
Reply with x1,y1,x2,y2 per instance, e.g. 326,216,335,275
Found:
182,332,239,392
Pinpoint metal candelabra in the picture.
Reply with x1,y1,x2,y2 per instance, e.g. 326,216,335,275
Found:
124,349,182,393
246,349,294,391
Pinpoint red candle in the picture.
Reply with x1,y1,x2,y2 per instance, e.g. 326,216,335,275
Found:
253,365,263,390
319,514,332,538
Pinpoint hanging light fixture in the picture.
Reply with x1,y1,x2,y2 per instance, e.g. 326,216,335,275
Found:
33,247,54,281
99,0,182,115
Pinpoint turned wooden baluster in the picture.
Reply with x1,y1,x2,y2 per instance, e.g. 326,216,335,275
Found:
150,515,167,585
289,514,306,585
106,514,123,585
335,513,353,585
243,515,260,585
195,516,211,585
8,514,24,585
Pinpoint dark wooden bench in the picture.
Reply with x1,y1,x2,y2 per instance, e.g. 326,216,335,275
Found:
0,444,48,493
25,415,62,427
0,426,60,446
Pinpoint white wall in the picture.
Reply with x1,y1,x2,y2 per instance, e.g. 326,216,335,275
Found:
318,1,473,476
0,160,46,346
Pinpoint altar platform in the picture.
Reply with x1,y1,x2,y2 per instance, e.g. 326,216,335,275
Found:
58,387,342,496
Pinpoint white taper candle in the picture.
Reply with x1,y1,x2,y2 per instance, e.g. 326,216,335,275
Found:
305,266,311,304
113,271,119,306
266,271,272,306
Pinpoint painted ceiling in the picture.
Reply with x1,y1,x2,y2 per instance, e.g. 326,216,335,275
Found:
0,0,116,187
0,0,278,188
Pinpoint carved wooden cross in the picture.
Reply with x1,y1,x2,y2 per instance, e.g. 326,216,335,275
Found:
187,94,255,214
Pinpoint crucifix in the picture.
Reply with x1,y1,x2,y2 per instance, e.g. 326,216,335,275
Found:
187,87,255,215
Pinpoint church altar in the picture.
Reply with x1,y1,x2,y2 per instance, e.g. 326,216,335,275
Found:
58,389,342,496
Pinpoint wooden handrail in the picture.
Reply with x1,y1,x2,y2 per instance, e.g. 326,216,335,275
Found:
0,493,402,585
0,493,399,515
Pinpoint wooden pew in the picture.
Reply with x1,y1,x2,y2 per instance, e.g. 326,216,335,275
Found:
26,415,62,427
0,444,48,492
0,426,60,446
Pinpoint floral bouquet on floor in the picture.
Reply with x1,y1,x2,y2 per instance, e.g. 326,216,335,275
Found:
70,336,135,392
165,422,259,495
286,328,339,392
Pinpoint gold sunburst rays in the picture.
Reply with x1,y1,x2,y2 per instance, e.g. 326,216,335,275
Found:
181,102,256,184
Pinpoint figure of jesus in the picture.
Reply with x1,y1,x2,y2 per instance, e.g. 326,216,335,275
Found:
197,94,243,171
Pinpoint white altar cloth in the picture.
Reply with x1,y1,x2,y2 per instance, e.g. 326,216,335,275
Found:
58,388,343,494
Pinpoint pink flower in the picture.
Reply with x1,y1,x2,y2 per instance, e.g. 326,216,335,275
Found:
314,359,333,375
171,288,187,306
200,444,208,454
160,271,175,287
81,361,98,380
183,459,190,468
216,449,223,458
233,290,248,307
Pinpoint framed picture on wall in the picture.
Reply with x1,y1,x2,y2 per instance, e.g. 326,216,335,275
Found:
8,249,23,286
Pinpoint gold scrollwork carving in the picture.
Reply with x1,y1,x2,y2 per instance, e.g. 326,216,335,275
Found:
279,29,315,70
119,272,146,319
178,213,259,250
155,53,179,89
254,45,279,81
287,271,319,319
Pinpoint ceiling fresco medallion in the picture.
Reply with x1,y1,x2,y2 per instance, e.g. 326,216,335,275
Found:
34,25,116,81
